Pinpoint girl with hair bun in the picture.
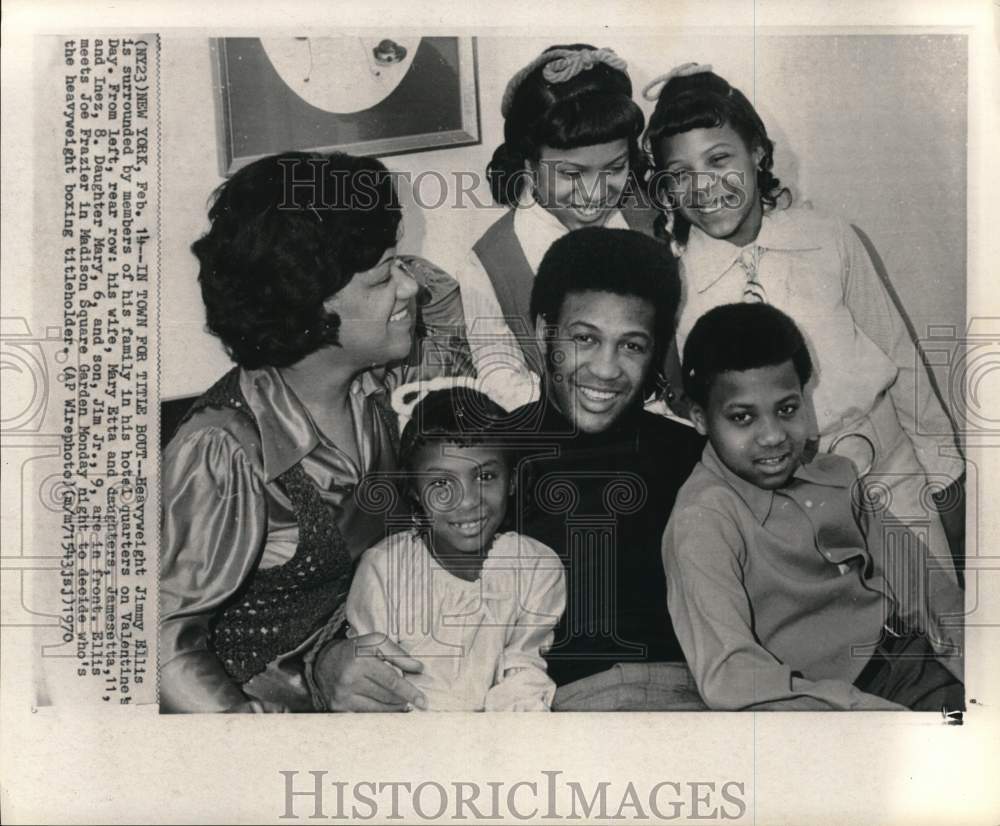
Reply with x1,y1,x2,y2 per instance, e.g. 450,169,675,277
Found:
458,44,664,408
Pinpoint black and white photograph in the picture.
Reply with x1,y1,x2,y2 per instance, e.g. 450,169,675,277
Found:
1,1,998,823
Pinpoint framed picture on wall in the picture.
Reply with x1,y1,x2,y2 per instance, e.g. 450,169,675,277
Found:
212,36,480,176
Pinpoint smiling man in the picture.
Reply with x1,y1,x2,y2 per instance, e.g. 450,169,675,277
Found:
510,227,706,710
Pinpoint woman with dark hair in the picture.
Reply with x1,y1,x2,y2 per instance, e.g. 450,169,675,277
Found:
159,151,468,712
456,44,668,410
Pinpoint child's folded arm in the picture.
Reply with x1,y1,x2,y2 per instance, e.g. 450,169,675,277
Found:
457,251,541,409
663,504,904,711
840,220,964,483
383,256,476,391
484,541,567,711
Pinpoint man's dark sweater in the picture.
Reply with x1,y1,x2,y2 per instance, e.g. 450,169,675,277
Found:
511,395,705,686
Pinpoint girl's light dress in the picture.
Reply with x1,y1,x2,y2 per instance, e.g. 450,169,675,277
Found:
346,530,566,711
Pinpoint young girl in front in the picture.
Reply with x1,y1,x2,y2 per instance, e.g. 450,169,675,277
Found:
458,43,664,409
642,64,965,573
345,385,566,711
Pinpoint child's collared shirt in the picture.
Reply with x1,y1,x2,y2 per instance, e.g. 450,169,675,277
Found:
674,207,963,484
346,530,566,711
663,443,915,710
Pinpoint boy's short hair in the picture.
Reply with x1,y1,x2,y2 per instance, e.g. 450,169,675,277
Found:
682,303,813,407
530,227,681,354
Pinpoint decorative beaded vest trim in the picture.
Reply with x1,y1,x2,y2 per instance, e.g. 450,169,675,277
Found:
176,368,359,684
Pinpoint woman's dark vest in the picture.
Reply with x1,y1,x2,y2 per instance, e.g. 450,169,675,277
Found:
472,205,690,417
175,368,364,684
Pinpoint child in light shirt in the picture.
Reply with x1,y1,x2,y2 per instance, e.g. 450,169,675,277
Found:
346,387,565,711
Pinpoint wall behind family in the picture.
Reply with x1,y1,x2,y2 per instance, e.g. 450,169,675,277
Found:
160,32,966,408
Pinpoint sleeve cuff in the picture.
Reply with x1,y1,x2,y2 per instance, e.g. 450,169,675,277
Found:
303,607,348,713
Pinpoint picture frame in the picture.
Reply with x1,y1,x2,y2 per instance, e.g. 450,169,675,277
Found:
211,35,480,176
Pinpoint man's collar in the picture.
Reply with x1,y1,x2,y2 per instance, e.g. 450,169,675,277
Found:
700,442,777,523
700,441,853,524
242,366,385,482
684,208,823,294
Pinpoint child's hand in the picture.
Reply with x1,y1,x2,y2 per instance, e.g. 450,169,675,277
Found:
314,634,428,712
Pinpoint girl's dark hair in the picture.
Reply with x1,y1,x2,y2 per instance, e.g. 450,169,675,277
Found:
488,44,648,207
192,151,401,369
643,70,790,247
682,303,813,408
399,388,514,470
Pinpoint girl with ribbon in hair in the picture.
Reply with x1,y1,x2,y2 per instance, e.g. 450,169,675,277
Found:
457,44,666,410
643,64,966,579
345,385,566,711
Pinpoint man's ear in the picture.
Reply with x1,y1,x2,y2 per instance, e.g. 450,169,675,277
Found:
689,403,709,437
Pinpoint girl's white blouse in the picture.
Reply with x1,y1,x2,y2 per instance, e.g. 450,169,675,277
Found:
346,530,566,711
